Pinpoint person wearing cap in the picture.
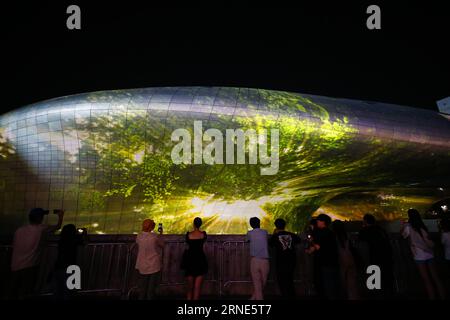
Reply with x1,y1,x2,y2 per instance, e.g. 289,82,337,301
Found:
306,213,340,299
10,208,65,299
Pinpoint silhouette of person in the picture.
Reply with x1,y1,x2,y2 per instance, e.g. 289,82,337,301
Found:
181,217,208,300
269,218,301,299
53,224,86,299
358,213,394,299
246,217,269,300
10,208,64,299
306,214,340,299
333,220,360,300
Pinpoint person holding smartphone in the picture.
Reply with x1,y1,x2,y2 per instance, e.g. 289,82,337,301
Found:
135,219,164,300
10,208,65,299
306,214,340,300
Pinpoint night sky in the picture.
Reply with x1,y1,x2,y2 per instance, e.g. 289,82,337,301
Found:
3,1,449,113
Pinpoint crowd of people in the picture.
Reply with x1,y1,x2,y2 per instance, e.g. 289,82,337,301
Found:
7,207,450,300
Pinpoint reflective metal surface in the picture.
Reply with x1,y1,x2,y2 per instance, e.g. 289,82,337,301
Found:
1,87,449,234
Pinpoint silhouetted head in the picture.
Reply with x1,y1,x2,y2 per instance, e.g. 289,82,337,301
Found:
332,220,347,247
142,219,155,232
28,208,48,225
316,214,332,229
408,208,428,235
60,224,77,241
249,217,260,229
193,217,203,229
274,218,286,230
363,214,376,227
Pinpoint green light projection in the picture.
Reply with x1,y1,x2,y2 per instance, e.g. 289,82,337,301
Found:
0,88,449,234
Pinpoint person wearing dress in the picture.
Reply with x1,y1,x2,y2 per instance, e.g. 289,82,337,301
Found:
181,217,208,300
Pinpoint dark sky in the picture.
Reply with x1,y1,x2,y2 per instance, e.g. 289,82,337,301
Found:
3,1,449,113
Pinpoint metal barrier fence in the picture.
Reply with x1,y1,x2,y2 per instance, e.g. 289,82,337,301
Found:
1,235,447,299
0,243,130,298
220,241,315,296
124,239,222,298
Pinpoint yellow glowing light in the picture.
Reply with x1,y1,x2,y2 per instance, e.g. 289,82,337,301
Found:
188,197,265,220
187,193,290,223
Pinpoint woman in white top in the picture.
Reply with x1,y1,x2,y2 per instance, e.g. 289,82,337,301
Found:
401,209,445,299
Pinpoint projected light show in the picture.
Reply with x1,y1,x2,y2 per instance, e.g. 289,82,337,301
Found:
0,87,449,234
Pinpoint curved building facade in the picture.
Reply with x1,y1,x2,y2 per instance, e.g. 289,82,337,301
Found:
0,87,449,234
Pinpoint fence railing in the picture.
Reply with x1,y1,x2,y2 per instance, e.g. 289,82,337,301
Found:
1,235,447,299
